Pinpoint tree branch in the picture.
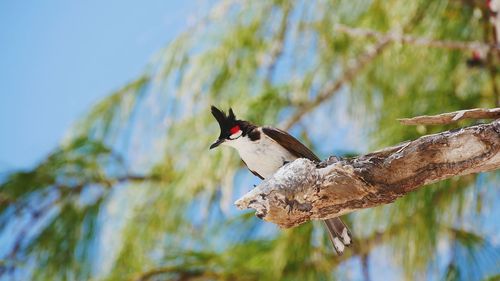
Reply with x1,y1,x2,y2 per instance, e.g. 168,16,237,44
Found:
398,107,500,125
486,1,500,107
334,24,499,52
131,266,216,281
282,37,391,130
235,119,500,228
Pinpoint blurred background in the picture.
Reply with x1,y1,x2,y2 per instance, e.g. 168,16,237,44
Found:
0,0,499,280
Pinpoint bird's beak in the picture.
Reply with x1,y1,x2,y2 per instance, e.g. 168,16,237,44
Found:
209,139,224,150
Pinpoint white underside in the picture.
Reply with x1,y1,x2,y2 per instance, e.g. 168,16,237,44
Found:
223,128,296,179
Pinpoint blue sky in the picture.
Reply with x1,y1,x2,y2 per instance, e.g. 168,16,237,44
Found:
0,0,199,171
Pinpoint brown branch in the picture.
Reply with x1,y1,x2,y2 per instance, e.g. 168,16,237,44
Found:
235,119,500,228
489,65,500,107
398,108,500,125
334,24,499,52
361,254,371,281
131,266,222,281
282,37,391,130
107,174,161,186
486,1,500,107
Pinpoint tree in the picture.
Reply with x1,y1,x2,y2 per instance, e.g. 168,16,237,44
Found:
1,1,499,280
237,113,500,228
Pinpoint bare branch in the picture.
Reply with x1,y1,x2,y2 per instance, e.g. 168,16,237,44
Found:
334,24,499,52
282,38,390,130
235,120,500,228
398,108,500,125
486,1,500,107
361,254,371,281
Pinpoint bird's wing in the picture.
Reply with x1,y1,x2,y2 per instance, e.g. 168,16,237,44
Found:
262,127,320,162
241,160,264,180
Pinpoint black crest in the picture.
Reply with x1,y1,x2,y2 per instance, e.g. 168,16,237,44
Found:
211,106,237,137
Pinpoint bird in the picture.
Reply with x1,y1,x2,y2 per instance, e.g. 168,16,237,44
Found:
209,106,352,255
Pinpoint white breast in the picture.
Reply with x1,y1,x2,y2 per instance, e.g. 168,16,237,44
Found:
224,128,297,179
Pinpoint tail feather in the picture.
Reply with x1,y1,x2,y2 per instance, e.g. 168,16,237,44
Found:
323,218,352,255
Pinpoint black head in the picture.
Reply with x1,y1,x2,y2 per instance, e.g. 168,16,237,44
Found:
209,106,252,149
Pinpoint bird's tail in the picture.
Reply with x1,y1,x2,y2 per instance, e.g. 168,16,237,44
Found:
323,218,352,255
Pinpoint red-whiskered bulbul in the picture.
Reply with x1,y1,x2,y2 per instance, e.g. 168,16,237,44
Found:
209,106,352,255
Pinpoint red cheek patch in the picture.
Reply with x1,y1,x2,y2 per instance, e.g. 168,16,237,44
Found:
230,125,240,135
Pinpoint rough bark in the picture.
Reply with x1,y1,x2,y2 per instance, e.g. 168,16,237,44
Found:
235,119,500,228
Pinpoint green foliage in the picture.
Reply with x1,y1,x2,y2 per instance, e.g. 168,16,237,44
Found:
0,137,123,280
1,0,499,280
